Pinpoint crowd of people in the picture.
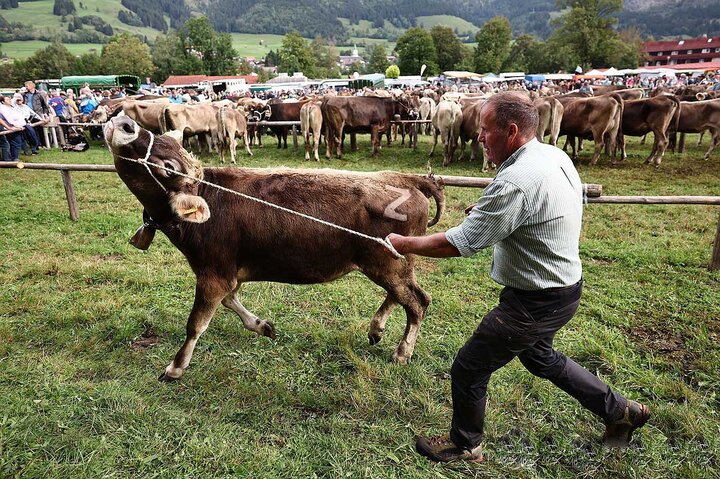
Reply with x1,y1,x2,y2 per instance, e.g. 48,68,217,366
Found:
3,70,719,161
0,81,131,161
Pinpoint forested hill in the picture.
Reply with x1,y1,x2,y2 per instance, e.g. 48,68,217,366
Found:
1,0,719,44
203,0,720,40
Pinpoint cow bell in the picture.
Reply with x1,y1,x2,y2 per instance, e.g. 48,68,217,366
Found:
129,223,156,251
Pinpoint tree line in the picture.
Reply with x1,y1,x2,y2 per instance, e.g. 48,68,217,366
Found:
0,1,648,88
267,0,644,78
390,0,644,76
0,16,239,87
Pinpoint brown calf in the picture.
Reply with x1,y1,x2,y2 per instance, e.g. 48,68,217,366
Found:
104,116,446,381
300,100,323,161
213,106,253,164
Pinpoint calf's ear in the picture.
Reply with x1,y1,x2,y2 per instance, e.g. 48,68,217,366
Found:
170,192,211,223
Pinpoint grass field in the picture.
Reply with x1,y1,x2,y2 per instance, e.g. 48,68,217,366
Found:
0,0,161,40
416,15,479,36
1,40,104,59
229,33,286,59
0,132,719,478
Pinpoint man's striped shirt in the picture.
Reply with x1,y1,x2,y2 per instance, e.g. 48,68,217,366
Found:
445,138,583,290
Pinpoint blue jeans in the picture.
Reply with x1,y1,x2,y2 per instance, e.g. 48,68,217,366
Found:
1,131,23,161
23,124,40,153
0,134,10,161
449,280,627,449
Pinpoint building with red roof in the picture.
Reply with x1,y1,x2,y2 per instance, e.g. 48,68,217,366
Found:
644,36,720,66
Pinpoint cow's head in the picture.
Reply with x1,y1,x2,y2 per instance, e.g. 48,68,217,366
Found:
90,105,109,123
104,116,210,224
398,95,420,120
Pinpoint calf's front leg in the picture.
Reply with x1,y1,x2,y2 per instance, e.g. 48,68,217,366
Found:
159,280,227,382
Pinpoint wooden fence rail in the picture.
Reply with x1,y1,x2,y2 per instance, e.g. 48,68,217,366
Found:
1,161,718,269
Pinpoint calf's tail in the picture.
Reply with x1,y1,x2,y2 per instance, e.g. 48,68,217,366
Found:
416,175,445,227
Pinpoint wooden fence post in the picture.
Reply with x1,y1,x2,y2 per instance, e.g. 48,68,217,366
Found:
292,125,298,151
711,213,720,271
60,169,79,221
42,127,51,149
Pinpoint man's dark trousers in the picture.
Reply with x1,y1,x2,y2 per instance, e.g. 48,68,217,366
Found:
449,280,627,450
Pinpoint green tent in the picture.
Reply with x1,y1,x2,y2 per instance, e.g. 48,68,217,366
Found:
348,73,385,90
61,75,142,93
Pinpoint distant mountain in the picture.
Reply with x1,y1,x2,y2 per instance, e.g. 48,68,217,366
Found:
1,0,719,47
201,0,720,40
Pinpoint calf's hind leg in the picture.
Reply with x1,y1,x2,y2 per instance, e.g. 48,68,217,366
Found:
221,283,276,339
363,260,431,364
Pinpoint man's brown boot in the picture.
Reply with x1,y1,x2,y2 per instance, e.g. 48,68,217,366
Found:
603,400,650,447
415,434,484,463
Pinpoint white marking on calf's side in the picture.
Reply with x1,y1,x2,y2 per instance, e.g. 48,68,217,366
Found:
384,186,411,221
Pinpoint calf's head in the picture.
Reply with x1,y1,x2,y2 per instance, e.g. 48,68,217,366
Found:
104,116,210,224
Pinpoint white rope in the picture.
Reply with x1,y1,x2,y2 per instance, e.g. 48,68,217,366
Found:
114,148,405,260
140,132,165,193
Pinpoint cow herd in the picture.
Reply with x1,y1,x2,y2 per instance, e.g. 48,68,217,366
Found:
92,83,720,170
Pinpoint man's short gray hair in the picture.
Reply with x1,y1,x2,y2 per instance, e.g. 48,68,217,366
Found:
482,92,539,138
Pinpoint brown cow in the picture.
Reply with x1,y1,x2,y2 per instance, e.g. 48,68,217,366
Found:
457,99,491,172
605,88,645,101
669,99,720,160
118,99,168,134
213,106,252,164
428,99,463,167
557,95,623,165
696,91,720,101
300,100,323,161
237,98,271,146
268,99,305,149
321,96,393,158
419,96,436,135
616,95,680,167
533,96,564,146
590,85,626,95
163,103,220,154
394,94,421,149
104,116,446,380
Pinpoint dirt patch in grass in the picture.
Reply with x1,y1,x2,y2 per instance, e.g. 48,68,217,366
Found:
131,327,161,351
92,253,124,263
629,326,689,362
626,325,704,389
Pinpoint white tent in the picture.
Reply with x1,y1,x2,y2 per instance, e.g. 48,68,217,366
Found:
585,69,606,76
544,73,574,80
603,67,622,76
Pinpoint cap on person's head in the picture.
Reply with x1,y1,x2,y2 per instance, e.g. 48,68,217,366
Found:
13,93,23,102
60,91,66,96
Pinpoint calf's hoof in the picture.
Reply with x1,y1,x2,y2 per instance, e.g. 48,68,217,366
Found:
158,372,180,383
392,353,410,365
262,321,277,340
368,331,383,345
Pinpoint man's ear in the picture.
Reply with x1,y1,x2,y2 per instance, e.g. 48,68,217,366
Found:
169,192,210,223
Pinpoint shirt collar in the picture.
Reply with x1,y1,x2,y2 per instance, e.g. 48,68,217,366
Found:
496,138,538,174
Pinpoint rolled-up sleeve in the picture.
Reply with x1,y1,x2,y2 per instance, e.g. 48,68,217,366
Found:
445,180,530,257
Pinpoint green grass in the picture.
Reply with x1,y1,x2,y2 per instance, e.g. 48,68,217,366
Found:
1,0,162,44
1,40,104,59
1,133,719,478
416,15,479,36
229,33,286,59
